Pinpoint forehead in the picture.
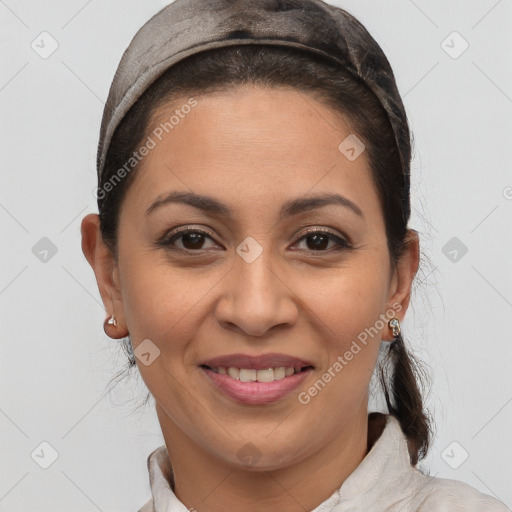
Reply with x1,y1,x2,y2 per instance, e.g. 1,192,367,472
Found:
124,86,379,219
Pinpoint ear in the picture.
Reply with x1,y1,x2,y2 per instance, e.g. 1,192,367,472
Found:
384,229,420,339
81,213,128,338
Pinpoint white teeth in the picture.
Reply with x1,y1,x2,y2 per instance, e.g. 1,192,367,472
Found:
227,367,240,380
256,368,275,382
216,366,296,382
239,369,257,382
273,367,286,380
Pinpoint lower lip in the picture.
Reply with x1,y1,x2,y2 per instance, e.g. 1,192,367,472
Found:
200,367,313,404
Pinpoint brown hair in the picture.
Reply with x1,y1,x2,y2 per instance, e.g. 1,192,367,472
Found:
99,45,432,464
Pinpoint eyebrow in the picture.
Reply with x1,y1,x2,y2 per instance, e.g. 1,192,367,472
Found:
145,191,364,220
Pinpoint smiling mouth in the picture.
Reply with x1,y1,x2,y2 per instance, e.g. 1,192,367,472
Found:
200,365,314,383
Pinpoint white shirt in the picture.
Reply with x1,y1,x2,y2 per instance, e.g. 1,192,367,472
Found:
137,414,510,511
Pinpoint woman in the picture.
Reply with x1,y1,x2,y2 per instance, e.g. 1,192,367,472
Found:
81,0,510,510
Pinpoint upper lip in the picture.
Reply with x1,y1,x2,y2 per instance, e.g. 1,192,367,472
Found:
199,352,314,370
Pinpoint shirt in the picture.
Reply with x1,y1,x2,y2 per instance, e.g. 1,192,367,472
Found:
137,414,511,511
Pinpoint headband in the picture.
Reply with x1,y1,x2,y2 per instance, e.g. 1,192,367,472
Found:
97,0,410,219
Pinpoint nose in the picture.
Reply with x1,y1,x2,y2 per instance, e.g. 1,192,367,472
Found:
214,247,299,338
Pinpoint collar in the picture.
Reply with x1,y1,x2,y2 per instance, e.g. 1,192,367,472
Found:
143,414,413,512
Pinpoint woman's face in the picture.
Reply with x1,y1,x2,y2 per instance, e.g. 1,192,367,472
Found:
83,85,418,470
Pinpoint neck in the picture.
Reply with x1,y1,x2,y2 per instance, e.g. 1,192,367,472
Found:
156,405,386,512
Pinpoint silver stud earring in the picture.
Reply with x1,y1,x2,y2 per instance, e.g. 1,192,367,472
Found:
388,318,401,338
107,315,117,326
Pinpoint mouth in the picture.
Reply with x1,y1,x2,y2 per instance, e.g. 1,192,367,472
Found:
198,353,315,404
199,364,314,382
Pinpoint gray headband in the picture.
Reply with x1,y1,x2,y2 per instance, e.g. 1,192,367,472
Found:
97,0,410,218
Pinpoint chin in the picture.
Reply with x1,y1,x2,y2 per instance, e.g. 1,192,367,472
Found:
216,434,311,472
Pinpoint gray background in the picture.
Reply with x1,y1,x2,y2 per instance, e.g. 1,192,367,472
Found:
1,0,511,510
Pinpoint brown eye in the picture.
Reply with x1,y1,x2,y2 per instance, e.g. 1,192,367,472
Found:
157,226,351,254
160,227,218,251
293,228,351,252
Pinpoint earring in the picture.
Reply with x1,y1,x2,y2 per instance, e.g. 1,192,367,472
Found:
106,294,118,327
388,318,401,338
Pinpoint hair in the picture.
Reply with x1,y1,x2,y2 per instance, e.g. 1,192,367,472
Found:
99,44,432,465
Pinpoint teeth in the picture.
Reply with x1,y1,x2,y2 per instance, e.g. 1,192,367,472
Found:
215,366,298,382
273,367,286,380
227,367,239,380
256,368,274,382
239,369,257,382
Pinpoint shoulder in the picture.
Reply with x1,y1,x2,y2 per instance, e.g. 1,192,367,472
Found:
410,470,511,512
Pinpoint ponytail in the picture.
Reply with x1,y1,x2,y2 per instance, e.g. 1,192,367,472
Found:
379,333,431,465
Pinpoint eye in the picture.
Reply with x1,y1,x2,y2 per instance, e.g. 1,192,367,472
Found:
158,226,218,251
157,226,352,253
292,227,352,252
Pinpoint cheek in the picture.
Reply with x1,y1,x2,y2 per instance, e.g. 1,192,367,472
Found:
118,245,212,342
119,238,390,349
118,255,210,412
118,213,227,353
299,260,389,339
293,259,388,396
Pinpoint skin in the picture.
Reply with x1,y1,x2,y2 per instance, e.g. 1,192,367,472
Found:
81,85,419,512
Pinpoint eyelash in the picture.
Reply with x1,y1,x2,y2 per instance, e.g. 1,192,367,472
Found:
157,225,352,254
